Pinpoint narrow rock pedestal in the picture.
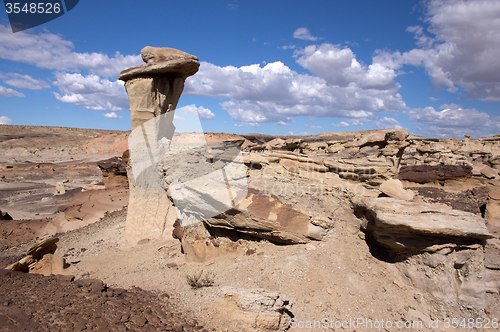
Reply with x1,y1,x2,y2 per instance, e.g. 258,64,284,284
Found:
119,47,200,245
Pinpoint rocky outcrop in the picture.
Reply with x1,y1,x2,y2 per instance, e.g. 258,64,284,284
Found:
351,129,408,148
5,237,67,275
97,157,128,189
396,247,487,311
0,210,13,220
218,287,292,331
486,185,500,237
205,190,325,245
355,197,493,253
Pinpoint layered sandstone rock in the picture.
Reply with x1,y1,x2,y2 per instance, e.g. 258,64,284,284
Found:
119,46,199,131
97,157,128,189
205,190,325,245
217,287,292,331
5,237,67,276
355,197,492,252
120,47,200,245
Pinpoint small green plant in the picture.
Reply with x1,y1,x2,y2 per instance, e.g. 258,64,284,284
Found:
186,270,215,289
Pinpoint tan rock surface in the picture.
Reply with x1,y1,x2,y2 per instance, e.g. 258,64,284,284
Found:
379,179,415,201
357,197,492,252
204,190,325,245
29,253,66,276
119,46,199,81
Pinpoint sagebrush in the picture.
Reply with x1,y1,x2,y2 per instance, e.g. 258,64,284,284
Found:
186,270,215,289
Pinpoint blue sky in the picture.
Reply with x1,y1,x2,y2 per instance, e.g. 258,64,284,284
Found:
1,0,499,138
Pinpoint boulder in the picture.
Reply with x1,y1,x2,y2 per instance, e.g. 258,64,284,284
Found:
54,181,65,195
5,237,66,275
355,197,493,252
385,130,408,143
265,138,286,150
5,255,35,272
172,219,184,241
481,166,498,179
379,179,414,201
243,153,269,169
353,131,386,147
283,138,303,151
29,253,66,276
27,237,59,260
218,287,292,331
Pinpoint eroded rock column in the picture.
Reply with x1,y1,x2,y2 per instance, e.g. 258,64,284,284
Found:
119,47,199,245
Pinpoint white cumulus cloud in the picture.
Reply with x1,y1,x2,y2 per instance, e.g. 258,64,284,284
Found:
374,0,500,101
185,59,405,126
295,44,399,90
332,121,350,127
374,117,403,129
0,115,12,124
52,72,128,111
0,24,142,77
406,104,500,138
179,104,216,120
104,112,123,119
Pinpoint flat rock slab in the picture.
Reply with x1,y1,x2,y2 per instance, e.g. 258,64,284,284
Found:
119,46,199,81
357,197,493,252
205,190,325,244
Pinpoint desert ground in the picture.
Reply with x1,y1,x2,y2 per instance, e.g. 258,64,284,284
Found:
1,124,500,332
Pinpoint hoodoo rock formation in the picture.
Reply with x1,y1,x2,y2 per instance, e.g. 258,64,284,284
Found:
119,47,200,245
